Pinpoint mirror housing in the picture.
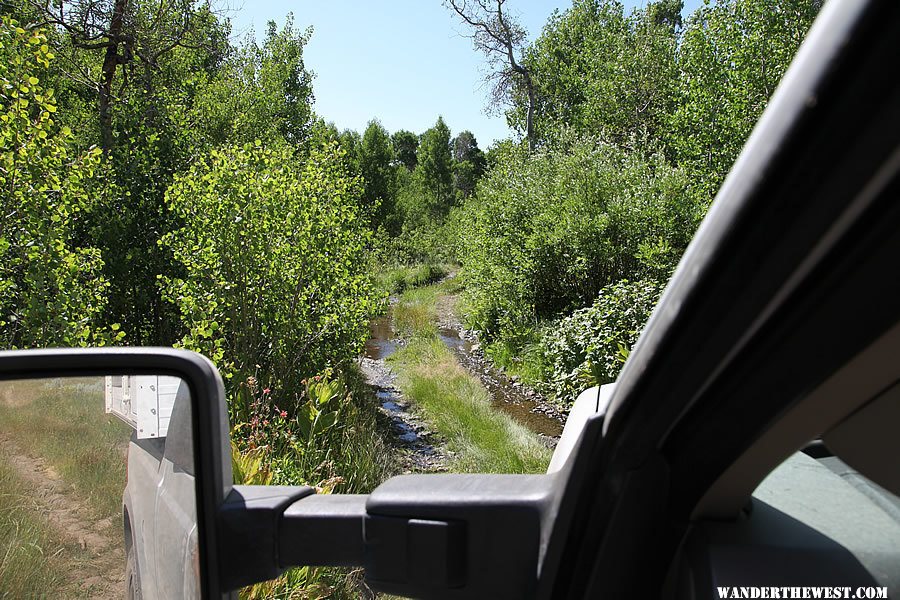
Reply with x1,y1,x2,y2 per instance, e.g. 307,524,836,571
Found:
0,347,232,599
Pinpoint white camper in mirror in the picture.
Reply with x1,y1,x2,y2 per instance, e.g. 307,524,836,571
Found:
105,375,183,439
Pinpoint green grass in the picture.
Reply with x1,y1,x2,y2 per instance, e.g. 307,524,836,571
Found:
389,281,551,474
484,335,549,388
375,263,450,295
0,378,132,521
0,445,93,598
392,284,441,335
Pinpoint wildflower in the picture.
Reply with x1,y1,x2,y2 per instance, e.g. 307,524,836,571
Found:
280,410,288,418
263,388,271,395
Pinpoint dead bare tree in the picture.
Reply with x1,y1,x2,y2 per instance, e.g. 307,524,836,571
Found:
446,0,536,151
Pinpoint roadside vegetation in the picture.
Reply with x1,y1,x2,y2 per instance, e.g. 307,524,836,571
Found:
0,0,824,597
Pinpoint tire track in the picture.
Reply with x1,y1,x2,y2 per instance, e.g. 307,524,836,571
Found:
0,434,124,599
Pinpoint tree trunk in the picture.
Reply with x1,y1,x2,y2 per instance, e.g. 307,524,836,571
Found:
99,0,129,153
526,83,535,152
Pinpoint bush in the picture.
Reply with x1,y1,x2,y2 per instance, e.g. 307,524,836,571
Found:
376,263,448,295
160,140,381,403
0,18,118,348
459,136,701,340
230,368,394,494
540,278,664,405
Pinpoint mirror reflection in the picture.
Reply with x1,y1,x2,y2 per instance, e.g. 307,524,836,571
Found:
0,375,198,599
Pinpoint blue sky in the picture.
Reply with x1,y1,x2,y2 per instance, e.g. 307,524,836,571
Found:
229,1,704,148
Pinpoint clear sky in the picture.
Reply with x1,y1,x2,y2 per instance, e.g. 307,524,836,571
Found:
229,1,704,148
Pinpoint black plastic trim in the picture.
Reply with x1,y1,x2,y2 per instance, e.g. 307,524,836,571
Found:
218,485,314,591
279,494,368,567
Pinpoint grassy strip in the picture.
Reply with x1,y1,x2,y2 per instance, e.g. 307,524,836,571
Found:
0,378,131,521
0,446,93,598
390,281,551,474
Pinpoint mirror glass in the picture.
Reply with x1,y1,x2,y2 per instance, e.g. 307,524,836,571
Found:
0,375,198,599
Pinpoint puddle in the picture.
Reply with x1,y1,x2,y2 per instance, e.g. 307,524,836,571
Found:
358,354,446,472
438,327,473,353
364,306,563,440
364,315,397,360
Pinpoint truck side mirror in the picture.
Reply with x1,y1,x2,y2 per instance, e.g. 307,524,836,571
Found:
0,348,607,599
0,348,231,599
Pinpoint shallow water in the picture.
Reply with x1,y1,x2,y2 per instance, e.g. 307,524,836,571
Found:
364,315,397,360
366,308,563,438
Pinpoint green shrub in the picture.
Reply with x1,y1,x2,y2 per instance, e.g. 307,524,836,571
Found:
0,18,118,348
160,140,381,403
230,367,394,494
540,278,664,405
459,136,701,341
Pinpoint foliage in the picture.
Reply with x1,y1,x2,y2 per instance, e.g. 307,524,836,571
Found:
451,130,486,200
459,135,701,339
516,0,680,146
0,18,120,348
391,129,418,171
194,14,314,149
540,279,664,403
357,119,397,231
229,368,395,494
408,116,453,224
666,0,822,197
160,141,381,401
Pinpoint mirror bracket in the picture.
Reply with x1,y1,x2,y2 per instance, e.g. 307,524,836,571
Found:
364,514,467,589
279,494,369,567
218,485,314,591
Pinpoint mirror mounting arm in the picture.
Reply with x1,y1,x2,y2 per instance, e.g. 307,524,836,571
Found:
279,494,369,567
218,485,315,591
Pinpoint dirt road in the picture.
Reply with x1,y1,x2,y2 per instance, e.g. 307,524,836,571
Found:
0,434,124,599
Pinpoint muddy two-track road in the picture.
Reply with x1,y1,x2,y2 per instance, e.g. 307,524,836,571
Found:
359,286,565,471
0,433,124,599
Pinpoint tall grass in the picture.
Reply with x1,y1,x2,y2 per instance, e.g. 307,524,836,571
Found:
0,378,131,520
376,263,449,295
392,337,550,473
